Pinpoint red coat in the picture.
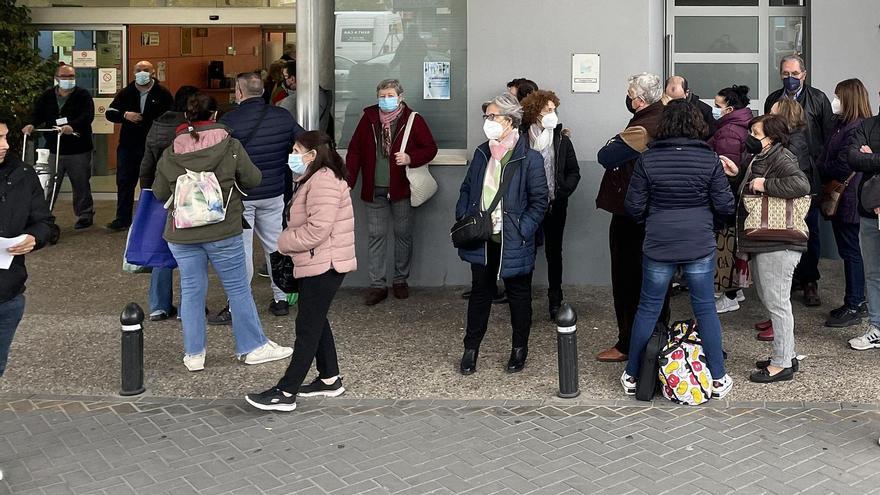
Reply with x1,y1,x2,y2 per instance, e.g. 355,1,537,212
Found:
346,103,438,203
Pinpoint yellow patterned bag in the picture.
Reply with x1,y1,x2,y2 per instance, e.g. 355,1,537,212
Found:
742,194,810,242
658,321,712,406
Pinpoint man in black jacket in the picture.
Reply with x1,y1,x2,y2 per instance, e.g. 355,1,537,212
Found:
0,115,55,377
104,60,173,231
664,76,716,137
764,54,833,306
23,63,95,229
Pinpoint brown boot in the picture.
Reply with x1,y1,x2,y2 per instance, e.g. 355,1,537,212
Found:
392,282,409,299
364,287,388,306
803,282,821,307
596,347,628,362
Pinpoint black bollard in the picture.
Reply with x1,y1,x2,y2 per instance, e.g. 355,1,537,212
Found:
556,303,580,398
120,303,146,396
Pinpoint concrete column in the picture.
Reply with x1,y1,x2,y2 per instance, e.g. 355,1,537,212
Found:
296,0,335,132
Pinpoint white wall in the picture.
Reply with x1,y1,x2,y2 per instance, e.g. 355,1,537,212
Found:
811,0,880,106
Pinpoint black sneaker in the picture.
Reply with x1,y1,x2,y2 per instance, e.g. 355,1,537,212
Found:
207,305,232,326
269,300,289,316
74,217,93,230
857,302,869,317
105,218,130,232
297,377,345,398
245,387,297,412
825,306,862,328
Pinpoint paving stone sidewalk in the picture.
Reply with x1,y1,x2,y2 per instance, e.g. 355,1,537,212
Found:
1,394,878,495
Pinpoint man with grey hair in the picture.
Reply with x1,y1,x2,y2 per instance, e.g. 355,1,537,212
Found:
764,54,833,307
594,72,670,363
209,72,304,324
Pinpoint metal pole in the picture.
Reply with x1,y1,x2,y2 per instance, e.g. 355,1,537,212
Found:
120,302,145,396
296,0,320,131
556,303,580,399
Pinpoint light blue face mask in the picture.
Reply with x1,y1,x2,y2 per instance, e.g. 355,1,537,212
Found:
287,151,310,175
57,79,76,90
378,96,399,112
135,71,152,86
712,106,724,120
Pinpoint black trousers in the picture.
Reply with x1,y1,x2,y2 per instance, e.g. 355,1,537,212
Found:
464,241,533,350
48,151,94,219
542,200,567,299
793,202,821,284
115,145,145,225
276,269,345,394
609,214,670,354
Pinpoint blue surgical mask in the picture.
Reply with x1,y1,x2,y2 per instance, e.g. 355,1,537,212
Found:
378,96,399,112
287,152,308,175
712,106,725,120
135,71,152,86
57,79,76,90
783,76,801,93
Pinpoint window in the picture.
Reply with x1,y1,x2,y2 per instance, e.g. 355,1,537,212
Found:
334,0,467,150
666,0,809,110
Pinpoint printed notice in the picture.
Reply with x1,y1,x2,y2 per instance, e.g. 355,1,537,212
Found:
93,98,115,134
72,50,97,68
423,61,450,100
52,31,75,48
571,53,600,93
98,68,117,95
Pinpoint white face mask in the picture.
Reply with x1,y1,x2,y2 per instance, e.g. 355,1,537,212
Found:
541,111,558,130
483,119,505,141
831,96,842,115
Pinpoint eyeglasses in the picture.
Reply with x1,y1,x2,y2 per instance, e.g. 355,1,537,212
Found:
482,113,506,121
781,71,802,78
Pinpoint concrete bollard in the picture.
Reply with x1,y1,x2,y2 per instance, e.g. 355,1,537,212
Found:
556,303,580,399
120,303,146,396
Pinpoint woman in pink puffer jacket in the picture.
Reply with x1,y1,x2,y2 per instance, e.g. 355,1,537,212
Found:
246,131,357,412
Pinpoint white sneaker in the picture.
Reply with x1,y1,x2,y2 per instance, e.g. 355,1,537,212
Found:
184,353,205,372
735,290,745,302
243,340,293,365
849,325,880,351
620,371,637,396
715,295,740,314
711,374,733,399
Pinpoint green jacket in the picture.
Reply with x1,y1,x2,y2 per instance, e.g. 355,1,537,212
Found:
153,123,262,244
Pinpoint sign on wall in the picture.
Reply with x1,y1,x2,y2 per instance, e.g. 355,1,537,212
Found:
98,68,117,95
93,98,115,134
571,53,600,93
424,61,450,100
72,50,97,68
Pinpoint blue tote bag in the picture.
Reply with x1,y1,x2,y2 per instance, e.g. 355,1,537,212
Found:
125,189,177,269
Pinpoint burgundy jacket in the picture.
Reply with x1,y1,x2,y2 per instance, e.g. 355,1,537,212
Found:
345,103,438,203
708,107,753,168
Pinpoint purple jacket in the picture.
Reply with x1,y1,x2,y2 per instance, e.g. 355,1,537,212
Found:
819,118,864,224
708,107,753,168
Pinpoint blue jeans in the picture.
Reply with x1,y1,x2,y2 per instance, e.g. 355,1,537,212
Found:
149,268,174,313
626,254,726,379
831,220,865,308
168,235,268,357
0,294,26,377
859,217,880,328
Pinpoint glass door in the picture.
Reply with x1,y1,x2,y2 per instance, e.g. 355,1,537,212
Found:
34,26,127,192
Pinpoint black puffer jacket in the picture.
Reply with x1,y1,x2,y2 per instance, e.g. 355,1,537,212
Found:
848,116,880,219
549,124,581,205
0,156,55,303
764,84,833,160
139,110,186,189
625,138,734,263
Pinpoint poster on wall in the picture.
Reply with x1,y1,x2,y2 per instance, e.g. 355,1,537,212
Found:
96,43,121,67
423,61,450,100
98,68,117,95
92,99,115,134
52,31,74,48
72,50,97,68
141,31,160,46
571,53,600,93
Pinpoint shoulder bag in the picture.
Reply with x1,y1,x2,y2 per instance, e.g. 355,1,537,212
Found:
739,157,811,242
450,160,518,249
400,111,438,207
820,172,856,219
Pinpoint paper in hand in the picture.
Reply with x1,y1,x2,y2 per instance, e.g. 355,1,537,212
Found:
0,235,29,269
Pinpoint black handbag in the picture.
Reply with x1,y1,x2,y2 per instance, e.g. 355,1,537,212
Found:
636,321,668,401
450,161,518,249
269,251,298,294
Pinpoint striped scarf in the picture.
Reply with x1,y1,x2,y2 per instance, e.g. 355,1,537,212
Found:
379,104,404,157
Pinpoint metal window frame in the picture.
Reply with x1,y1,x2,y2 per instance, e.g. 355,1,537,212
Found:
665,0,809,112
32,24,128,86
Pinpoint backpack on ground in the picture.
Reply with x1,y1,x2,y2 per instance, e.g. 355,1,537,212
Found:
658,320,712,405
165,170,243,229
636,321,668,401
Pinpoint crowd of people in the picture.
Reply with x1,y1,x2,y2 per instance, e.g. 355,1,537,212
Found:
0,51,879,413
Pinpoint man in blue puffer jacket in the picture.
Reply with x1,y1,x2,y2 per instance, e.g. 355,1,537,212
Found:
214,72,305,323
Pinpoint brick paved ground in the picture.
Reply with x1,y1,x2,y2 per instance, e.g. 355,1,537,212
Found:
0,394,878,495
